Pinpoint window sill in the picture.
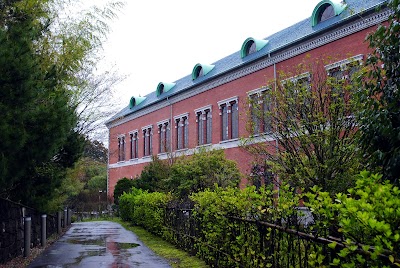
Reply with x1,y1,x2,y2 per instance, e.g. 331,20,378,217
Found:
142,155,152,160
175,148,189,153
129,158,138,161
219,138,239,144
251,131,273,138
196,143,212,149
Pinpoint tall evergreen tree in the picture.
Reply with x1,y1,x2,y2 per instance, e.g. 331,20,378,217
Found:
0,0,122,210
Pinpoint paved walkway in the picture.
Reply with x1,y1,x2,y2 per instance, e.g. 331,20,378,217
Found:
28,221,172,268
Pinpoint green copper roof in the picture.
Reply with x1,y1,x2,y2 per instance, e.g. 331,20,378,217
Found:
241,37,269,58
311,0,347,27
129,96,146,109
192,63,215,80
156,82,176,96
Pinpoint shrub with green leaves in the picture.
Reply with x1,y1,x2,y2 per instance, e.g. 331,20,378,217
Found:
190,184,301,267
119,188,172,236
306,171,400,267
167,149,241,198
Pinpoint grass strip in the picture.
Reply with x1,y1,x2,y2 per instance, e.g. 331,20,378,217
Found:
111,218,209,268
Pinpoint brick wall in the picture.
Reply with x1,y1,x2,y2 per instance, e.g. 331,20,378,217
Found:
106,22,379,200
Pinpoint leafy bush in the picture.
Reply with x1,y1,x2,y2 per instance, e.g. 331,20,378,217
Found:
113,177,135,205
167,149,241,197
133,155,171,192
306,171,400,267
119,188,172,235
190,184,301,267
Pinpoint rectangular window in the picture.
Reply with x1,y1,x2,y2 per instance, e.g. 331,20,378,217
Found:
248,90,271,135
231,101,239,139
205,109,212,144
118,136,125,161
195,106,212,145
221,104,228,140
129,131,138,159
218,97,238,141
158,120,170,153
326,55,363,105
142,126,152,157
197,112,203,145
282,73,311,123
175,115,189,150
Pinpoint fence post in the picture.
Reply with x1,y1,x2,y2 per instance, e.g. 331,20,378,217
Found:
41,214,47,247
63,209,67,227
67,209,71,225
24,217,31,257
57,211,62,234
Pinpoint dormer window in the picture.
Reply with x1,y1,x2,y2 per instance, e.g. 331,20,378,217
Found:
156,82,175,96
192,64,215,80
129,96,146,109
311,0,347,27
241,38,269,58
319,4,335,23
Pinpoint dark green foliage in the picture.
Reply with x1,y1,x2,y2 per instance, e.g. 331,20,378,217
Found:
113,177,135,205
0,0,119,211
306,171,400,266
167,149,241,198
0,1,79,209
133,156,170,192
357,0,400,184
118,172,399,267
118,188,172,235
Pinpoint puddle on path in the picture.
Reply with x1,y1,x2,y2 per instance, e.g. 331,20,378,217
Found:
67,238,140,249
69,241,140,266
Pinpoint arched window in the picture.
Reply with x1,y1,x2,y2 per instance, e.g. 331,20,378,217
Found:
311,0,347,27
192,64,215,80
241,38,269,58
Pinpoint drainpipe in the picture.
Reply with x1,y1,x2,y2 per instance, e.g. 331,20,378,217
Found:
167,96,173,164
273,59,280,201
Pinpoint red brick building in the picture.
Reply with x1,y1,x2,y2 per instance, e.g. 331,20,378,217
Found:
106,0,388,200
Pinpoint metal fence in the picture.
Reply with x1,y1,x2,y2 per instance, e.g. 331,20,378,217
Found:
163,203,393,268
0,198,64,264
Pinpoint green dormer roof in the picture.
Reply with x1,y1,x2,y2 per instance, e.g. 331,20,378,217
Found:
311,0,347,27
241,38,269,58
129,96,146,109
192,63,215,80
156,82,176,96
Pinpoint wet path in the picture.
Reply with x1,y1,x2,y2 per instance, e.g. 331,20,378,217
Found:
28,221,172,268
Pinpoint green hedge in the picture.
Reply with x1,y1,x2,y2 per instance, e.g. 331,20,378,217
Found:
119,188,172,236
119,172,400,267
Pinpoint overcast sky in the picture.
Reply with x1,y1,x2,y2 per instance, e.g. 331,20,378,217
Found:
98,0,322,109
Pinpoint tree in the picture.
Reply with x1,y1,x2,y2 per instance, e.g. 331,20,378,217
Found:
243,59,362,195
83,139,108,163
0,0,79,205
132,156,171,192
357,0,400,185
167,149,241,198
0,0,122,210
114,177,135,205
